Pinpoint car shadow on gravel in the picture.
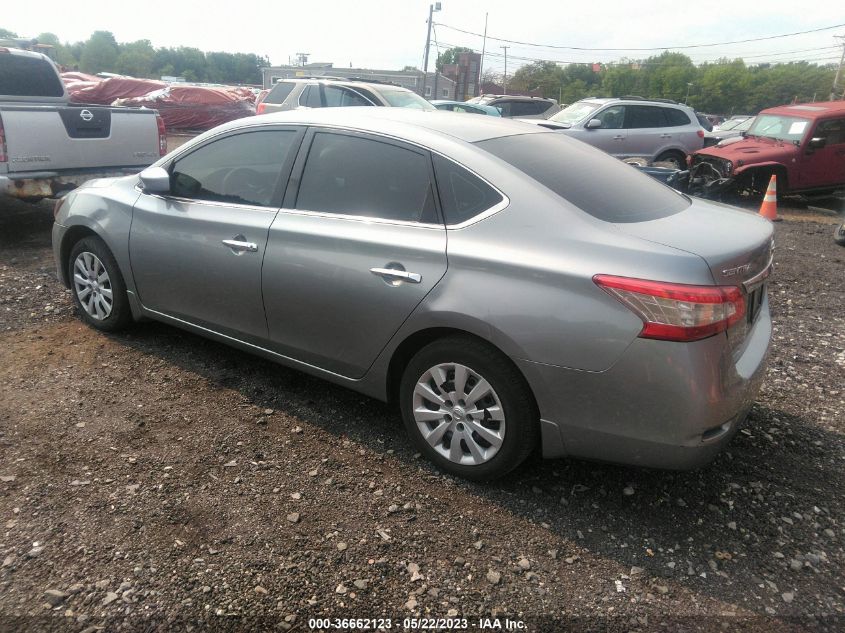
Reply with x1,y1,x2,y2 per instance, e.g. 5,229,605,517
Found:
103,317,844,616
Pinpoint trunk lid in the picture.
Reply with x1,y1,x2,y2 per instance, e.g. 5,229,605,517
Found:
614,198,774,344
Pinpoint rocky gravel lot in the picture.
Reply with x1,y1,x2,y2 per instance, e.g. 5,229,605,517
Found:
0,197,843,632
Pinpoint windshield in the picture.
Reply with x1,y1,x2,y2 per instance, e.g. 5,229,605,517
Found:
746,114,810,143
379,89,435,110
477,132,689,223
735,117,754,132
719,117,747,131
548,101,602,125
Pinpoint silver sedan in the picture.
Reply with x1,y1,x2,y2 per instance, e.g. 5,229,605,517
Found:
52,108,773,480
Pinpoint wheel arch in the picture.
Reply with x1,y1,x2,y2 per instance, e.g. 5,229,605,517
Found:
384,326,539,420
58,224,100,287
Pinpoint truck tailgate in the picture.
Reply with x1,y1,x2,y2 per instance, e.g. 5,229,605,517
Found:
1,105,160,173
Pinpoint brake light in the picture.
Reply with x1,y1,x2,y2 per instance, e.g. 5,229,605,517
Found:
593,275,745,342
697,129,705,138
0,113,6,162
156,114,167,156
256,102,266,114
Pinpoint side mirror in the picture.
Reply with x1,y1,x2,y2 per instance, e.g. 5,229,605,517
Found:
139,166,171,194
585,118,602,130
807,137,826,150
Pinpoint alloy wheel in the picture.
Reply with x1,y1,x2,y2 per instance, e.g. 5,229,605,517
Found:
72,251,114,320
412,363,506,466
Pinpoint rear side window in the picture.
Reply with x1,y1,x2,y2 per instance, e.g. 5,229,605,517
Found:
296,132,438,223
433,155,503,225
477,133,689,223
300,85,322,108
0,54,64,97
665,108,692,126
323,86,373,107
509,101,548,117
265,81,295,104
626,105,666,128
170,130,299,207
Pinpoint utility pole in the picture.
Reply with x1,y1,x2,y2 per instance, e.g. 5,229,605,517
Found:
422,3,441,99
478,12,488,97
501,45,509,95
831,35,845,101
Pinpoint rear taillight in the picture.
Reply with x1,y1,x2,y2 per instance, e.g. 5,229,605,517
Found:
593,275,745,342
256,102,266,114
156,114,167,156
697,129,705,138
0,113,7,162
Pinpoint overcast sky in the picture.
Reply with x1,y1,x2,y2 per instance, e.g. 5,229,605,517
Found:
5,0,845,73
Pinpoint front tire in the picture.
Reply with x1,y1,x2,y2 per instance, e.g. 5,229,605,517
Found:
68,236,132,332
399,336,537,481
835,222,845,246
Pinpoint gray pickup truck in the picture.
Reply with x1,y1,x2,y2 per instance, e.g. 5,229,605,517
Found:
1,47,165,202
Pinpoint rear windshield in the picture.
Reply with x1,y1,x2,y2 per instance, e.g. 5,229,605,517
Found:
0,54,64,97
476,133,690,223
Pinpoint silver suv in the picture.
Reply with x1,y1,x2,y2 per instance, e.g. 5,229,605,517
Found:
520,96,706,168
257,77,435,114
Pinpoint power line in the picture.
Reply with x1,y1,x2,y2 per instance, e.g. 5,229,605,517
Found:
437,40,842,67
433,21,845,51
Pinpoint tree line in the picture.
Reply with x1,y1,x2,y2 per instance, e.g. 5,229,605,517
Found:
0,28,268,85
491,51,838,115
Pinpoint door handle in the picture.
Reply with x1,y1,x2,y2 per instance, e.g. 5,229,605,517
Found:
660,134,673,138
370,267,422,284
613,135,624,140
222,237,258,253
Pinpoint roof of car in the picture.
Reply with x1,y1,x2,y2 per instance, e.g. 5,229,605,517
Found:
0,47,51,61
761,101,845,118
275,76,403,88
248,107,546,144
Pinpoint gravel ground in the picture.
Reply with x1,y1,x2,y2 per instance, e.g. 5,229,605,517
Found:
0,196,843,633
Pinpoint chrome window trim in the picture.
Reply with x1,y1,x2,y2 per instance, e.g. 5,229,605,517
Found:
133,186,280,213
292,123,510,229
276,206,445,230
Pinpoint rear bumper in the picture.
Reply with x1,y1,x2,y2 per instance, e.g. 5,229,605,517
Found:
0,168,144,200
522,295,771,469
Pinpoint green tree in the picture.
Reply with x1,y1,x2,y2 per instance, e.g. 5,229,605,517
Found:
436,46,473,71
117,40,155,77
0,28,17,39
80,31,120,73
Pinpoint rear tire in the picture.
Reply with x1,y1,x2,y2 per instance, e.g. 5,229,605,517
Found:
68,236,132,332
399,336,537,481
655,150,687,170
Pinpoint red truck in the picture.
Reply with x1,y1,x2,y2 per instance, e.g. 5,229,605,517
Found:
689,100,845,199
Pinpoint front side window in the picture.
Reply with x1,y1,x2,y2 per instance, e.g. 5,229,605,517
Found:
594,105,625,129
170,130,298,207
812,118,845,146
433,155,503,225
296,132,438,223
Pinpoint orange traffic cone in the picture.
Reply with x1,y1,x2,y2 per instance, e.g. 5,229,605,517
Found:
759,174,780,221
